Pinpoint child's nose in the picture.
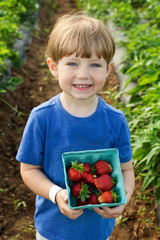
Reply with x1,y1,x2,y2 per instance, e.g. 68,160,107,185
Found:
77,66,89,79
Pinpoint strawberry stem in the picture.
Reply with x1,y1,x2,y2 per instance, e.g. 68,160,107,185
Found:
71,160,85,173
111,189,120,202
78,183,91,202
112,176,117,186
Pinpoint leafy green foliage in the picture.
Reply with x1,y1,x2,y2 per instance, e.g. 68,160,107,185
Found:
0,0,38,92
125,101,160,198
142,0,160,26
110,2,160,200
14,199,26,212
77,0,160,200
0,76,23,91
77,0,109,22
109,1,140,29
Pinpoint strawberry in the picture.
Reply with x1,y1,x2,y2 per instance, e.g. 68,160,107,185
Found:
82,163,91,173
82,171,94,185
98,190,118,203
67,161,84,182
77,198,87,206
94,160,112,175
86,193,98,205
71,182,82,198
71,182,91,202
94,174,115,191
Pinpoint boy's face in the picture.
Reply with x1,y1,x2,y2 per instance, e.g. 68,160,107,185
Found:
47,43,112,102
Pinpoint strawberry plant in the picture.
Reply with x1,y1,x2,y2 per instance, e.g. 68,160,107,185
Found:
0,0,38,92
142,0,160,26
77,0,109,22
109,1,139,29
107,2,160,200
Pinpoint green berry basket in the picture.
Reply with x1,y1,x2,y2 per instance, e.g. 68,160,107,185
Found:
62,148,127,209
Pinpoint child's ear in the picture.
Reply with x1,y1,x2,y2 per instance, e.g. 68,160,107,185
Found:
47,58,58,77
106,61,114,76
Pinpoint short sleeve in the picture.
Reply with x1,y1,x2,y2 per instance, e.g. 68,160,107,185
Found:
116,114,132,163
16,110,44,165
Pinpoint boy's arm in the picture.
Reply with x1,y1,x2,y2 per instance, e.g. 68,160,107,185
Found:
20,163,54,200
20,163,83,219
121,160,135,204
94,160,135,218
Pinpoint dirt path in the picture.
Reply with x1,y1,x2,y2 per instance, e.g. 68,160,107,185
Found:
0,0,159,239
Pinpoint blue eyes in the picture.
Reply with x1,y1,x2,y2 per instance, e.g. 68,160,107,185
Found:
68,62,77,66
91,63,100,67
68,62,100,67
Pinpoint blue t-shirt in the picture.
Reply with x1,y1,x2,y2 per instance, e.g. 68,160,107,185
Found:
16,94,132,240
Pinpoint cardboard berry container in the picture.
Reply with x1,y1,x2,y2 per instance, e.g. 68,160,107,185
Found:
62,148,127,209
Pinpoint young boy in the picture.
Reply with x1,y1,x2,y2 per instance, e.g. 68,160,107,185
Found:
16,13,135,240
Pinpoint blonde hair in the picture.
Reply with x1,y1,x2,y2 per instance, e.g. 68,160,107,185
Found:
47,12,115,65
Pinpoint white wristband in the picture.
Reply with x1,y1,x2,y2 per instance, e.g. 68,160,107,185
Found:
49,185,63,204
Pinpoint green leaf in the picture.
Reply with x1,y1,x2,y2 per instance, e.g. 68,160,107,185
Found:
142,173,155,190
138,73,159,85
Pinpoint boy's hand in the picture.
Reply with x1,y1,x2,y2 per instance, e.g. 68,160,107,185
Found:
56,189,83,220
94,186,130,218
93,204,126,218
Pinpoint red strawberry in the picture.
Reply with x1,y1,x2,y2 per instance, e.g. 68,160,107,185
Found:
71,182,82,198
82,172,94,185
94,174,115,191
98,190,118,203
77,198,87,206
71,183,91,202
86,193,98,205
67,161,84,182
82,163,91,173
94,160,112,175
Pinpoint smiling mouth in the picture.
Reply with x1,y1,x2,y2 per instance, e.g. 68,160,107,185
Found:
73,84,92,88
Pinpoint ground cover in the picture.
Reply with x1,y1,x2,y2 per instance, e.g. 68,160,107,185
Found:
0,0,160,239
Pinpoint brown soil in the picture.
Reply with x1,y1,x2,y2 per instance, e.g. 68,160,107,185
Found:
0,0,159,239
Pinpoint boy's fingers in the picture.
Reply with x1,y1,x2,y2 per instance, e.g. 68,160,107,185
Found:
66,208,83,220
63,202,83,216
94,204,126,218
64,195,68,202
